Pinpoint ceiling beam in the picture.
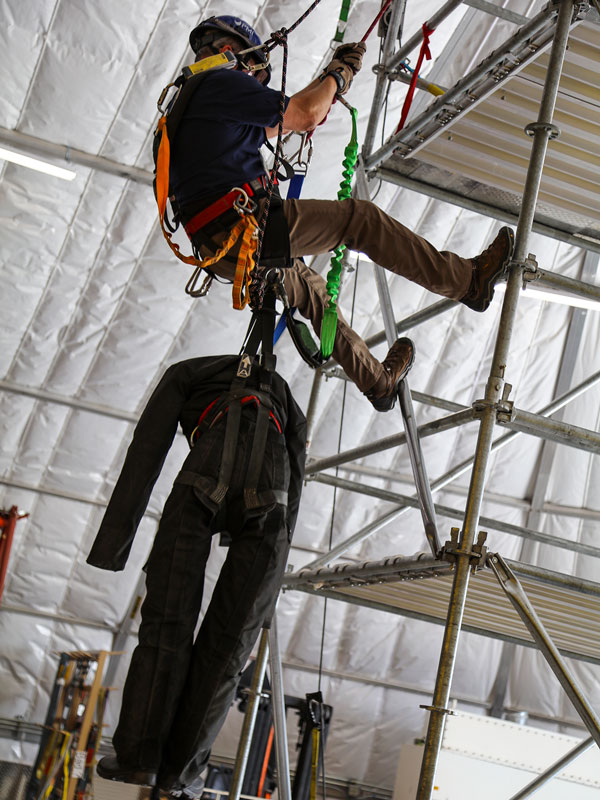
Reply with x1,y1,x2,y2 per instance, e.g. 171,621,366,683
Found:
0,126,153,186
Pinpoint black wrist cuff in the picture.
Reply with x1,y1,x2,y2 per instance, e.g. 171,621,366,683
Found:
322,68,345,92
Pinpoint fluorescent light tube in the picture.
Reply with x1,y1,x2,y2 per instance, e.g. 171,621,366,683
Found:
495,282,600,311
0,146,76,181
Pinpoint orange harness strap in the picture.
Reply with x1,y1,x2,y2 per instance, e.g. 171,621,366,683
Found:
155,117,199,269
232,214,258,309
155,116,258,307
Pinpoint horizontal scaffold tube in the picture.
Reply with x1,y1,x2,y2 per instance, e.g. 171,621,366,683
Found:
310,472,600,561
306,409,475,474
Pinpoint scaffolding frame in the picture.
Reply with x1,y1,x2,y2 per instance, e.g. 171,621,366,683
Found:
1,2,598,798
281,0,600,798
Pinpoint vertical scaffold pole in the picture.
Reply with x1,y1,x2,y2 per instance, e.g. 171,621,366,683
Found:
416,2,576,797
362,0,409,159
228,629,270,800
305,368,324,452
268,615,292,800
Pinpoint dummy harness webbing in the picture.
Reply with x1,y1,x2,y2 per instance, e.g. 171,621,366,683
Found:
241,293,280,509
198,287,285,511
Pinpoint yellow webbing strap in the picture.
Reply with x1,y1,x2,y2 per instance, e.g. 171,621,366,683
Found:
309,727,320,800
232,214,258,309
155,117,258,307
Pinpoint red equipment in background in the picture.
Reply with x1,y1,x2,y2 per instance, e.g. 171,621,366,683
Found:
0,505,28,602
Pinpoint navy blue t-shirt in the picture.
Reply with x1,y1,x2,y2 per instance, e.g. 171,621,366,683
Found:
170,69,288,206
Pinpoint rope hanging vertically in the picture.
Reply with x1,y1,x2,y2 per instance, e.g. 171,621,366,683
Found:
249,0,327,310
361,0,392,43
249,28,289,310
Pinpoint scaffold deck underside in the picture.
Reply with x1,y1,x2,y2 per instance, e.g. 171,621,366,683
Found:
373,16,600,244
285,556,600,665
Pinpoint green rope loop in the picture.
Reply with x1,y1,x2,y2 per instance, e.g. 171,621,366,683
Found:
320,104,358,359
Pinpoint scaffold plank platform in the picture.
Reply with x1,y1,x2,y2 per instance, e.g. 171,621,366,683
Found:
284,555,600,666
370,11,600,245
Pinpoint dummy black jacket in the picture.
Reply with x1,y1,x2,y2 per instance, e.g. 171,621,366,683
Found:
87,356,306,572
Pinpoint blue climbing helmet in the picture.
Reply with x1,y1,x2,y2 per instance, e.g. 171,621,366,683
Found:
189,15,271,85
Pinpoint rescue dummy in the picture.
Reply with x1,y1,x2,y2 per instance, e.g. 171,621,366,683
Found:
88,348,306,799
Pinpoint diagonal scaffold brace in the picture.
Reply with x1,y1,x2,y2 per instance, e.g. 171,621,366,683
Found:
354,161,441,557
488,553,600,749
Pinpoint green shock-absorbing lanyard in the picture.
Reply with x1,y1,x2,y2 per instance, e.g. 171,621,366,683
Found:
320,103,358,359
333,0,352,42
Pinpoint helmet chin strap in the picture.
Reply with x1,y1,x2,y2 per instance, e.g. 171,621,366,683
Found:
235,46,270,83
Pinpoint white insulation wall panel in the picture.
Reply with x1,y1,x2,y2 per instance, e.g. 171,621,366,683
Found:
1,0,600,792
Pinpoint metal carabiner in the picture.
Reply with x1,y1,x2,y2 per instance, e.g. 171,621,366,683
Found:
157,81,182,114
297,133,314,171
284,132,314,173
232,187,257,216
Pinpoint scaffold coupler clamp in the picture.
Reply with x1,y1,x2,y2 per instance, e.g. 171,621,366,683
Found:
440,527,488,571
474,375,514,417
520,252,540,288
495,382,515,425
551,0,590,22
525,121,560,141
574,1,591,20
419,703,456,717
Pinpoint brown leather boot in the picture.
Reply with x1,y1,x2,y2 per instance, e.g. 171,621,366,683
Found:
366,337,416,412
461,227,515,312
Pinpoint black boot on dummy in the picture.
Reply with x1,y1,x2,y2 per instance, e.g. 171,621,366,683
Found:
96,755,157,787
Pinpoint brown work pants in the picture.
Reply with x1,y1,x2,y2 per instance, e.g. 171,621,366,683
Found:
203,198,473,393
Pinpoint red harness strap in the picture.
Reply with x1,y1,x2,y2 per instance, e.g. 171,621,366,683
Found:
184,181,259,237
190,394,282,445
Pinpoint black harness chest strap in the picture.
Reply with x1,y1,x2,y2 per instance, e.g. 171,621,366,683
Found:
153,71,210,166
209,394,243,506
207,287,279,510
242,291,278,509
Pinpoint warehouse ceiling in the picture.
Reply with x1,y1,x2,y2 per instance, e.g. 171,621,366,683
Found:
1,0,600,791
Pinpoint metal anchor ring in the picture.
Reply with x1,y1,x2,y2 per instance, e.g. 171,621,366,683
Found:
232,187,257,215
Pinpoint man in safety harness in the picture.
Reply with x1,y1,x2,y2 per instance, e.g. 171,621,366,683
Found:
89,316,307,798
157,15,514,412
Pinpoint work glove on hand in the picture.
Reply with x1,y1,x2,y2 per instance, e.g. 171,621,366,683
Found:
321,41,367,95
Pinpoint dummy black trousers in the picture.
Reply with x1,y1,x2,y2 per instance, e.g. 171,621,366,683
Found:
112,417,291,792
